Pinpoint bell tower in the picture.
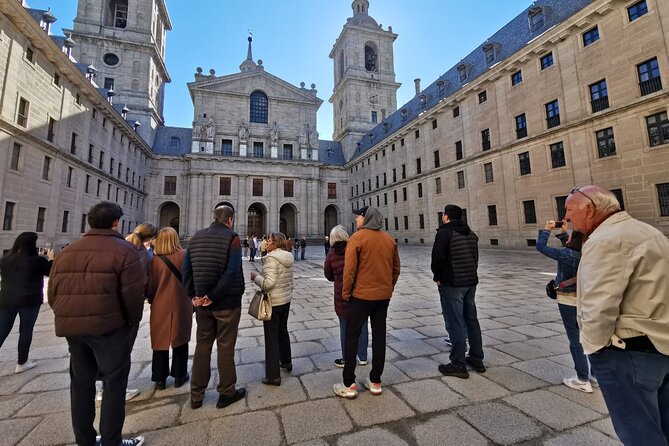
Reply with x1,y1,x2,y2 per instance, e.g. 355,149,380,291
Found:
330,0,400,161
69,0,172,146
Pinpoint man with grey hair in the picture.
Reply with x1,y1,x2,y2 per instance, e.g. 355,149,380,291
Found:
565,185,669,445
183,205,246,410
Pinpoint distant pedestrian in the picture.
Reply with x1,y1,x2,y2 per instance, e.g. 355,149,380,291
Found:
293,238,300,261
300,236,307,260
243,236,249,259
253,235,260,261
260,236,268,257
324,236,330,256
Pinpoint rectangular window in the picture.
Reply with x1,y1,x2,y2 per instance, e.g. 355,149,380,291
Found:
415,129,420,139
416,158,422,174
462,209,468,224
589,79,609,112
453,106,460,118
42,156,52,181
70,132,78,154
433,150,440,168
478,90,487,104
283,144,293,160
328,182,337,199
17,97,29,127
394,217,399,231
221,139,233,156
419,214,425,229
596,127,616,158
3,202,16,230
253,178,263,196
283,180,294,198
75,93,81,105
628,0,648,21
253,142,264,158
104,77,114,90
110,158,115,175
107,184,112,200
403,187,407,201
417,183,423,198
432,119,438,129
540,52,554,70
455,141,463,160
393,168,397,183
36,207,46,232
401,164,406,180
219,177,231,195
657,183,669,216
384,193,388,205
47,118,56,142
125,168,130,183
611,188,625,211
523,200,537,224
371,111,377,123
404,216,409,230
457,171,465,189
488,205,498,226
401,138,405,147
484,162,494,183
88,144,94,163
96,179,102,197
582,26,600,46
99,151,105,170
66,167,73,187
393,190,398,203
10,143,21,170
638,58,662,96
519,152,532,175
550,142,566,168
80,214,87,233
511,70,522,86
61,210,69,233
123,191,127,205
646,111,669,147
481,129,491,151
435,177,442,194
515,113,527,139
85,175,91,194
26,47,34,62
383,172,387,186
164,176,177,195
555,195,567,220
376,176,379,189
546,100,560,128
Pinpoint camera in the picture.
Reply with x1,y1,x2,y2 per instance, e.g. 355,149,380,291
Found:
554,221,564,228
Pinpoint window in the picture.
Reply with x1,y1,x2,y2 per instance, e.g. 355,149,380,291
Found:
546,100,560,128
328,183,337,199
283,144,293,160
85,175,91,194
657,183,669,216
419,214,425,229
596,127,616,157
416,158,422,174
478,91,487,104
415,129,420,139
484,46,495,64
589,79,609,112
110,158,114,175
401,164,406,180
221,139,233,156
250,91,268,123
461,209,468,224
47,118,56,142
80,214,87,233
393,169,397,183
457,171,465,189
611,188,625,211
646,111,669,146
540,52,554,70
109,0,128,28
394,217,399,231
550,142,566,168
403,187,407,201
103,53,120,66
88,145,94,163
26,47,34,62
219,177,231,195
404,216,409,230
365,45,377,72
435,177,442,194
401,138,405,147
252,179,263,196
515,114,527,139
253,142,264,158
107,184,111,200
453,106,460,118
582,26,600,46
125,168,129,183
70,132,78,154
432,119,438,129
638,58,662,96
376,176,379,189
75,93,81,105
36,207,46,232
97,179,102,197
284,180,294,198
371,111,377,123
434,150,440,168
511,71,522,86
104,77,115,90
17,97,29,127
99,152,105,170
484,162,494,183
10,143,21,170
456,141,463,160
553,195,567,220
123,191,127,205
384,193,388,205
66,167,73,188
628,0,648,21
164,176,176,195
393,190,398,203
529,9,545,32
458,66,468,82
61,210,70,233
417,183,423,198
523,200,537,224
519,152,532,175
488,205,498,226
481,129,491,151
3,202,16,230
42,156,52,181
383,172,387,185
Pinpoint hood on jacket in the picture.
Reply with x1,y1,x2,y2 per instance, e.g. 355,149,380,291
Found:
266,248,294,267
440,220,471,235
332,240,347,254
361,207,384,230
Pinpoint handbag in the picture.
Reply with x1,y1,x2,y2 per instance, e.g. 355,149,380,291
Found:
248,290,272,321
545,280,558,300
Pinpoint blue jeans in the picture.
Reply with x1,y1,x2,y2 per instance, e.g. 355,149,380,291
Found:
339,317,368,361
0,305,41,364
300,247,305,260
589,348,669,446
438,285,483,369
557,303,589,380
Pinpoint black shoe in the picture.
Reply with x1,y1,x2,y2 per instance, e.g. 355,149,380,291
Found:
438,363,469,379
155,380,166,390
280,363,293,372
190,399,203,410
216,388,246,408
175,374,189,388
466,358,486,373
262,377,282,386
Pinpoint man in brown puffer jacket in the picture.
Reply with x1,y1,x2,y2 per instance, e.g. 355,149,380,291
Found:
48,201,146,446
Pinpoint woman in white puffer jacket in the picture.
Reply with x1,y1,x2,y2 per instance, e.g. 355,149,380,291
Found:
250,232,294,386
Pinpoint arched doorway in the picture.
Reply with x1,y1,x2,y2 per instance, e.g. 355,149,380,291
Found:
159,201,180,234
324,205,339,236
279,203,297,238
247,203,266,237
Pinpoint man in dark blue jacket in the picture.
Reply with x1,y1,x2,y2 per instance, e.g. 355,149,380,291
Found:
431,204,484,379
183,205,246,409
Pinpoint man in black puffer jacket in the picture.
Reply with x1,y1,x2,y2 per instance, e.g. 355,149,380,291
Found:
431,204,485,379
183,205,246,410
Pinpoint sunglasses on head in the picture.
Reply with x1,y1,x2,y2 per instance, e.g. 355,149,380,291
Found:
571,187,596,208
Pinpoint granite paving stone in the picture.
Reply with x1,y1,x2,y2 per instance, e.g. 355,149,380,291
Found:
300,369,344,399
509,324,561,338
412,413,489,446
17,412,75,446
280,399,353,444
394,378,467,413
504,389,601,430
246,376,308,410
388,328,427,341
393,356,442,379
512,358,577,385
209,410,283,446
548,385,610,414
484,328,530,343
494,341,553,360
143,421,209,445
336,427,409,446
484,366,550,392
15,389,69,417
387,339,440,357
442,372,511,402
341,388,416,427
0,417,42,446
123,403,181,434
544,426,623,445
0,393,35,418
457,402,545,445
590,417,619,439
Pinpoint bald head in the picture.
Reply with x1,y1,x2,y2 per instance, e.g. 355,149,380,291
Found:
565,185,620,236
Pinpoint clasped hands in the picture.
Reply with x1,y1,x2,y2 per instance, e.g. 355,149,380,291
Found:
192,295,212,307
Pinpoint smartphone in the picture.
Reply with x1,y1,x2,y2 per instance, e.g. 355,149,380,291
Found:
555,221,564,228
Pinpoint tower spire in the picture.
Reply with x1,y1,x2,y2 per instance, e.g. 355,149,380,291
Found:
246,28,253,60
240,29,257,73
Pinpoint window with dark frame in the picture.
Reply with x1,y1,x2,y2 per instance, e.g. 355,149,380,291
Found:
529,9,545,32
253,141,264,158
435,177,442,194
596,127,616,158
637,58,662,96
523,200,537,224
394,217,399,230
657,183,669,216
252,179,263,196
61,210,69,233
393,190,398,203
519,152,532,175
646,111,669,147
419,214,425,229
164,176,177,195
283,180,294,198
283,144,293,160
47,118,56,142
221,139,233,156
70,132,78,154
10,143,21,170
97,179,102,197
417,183,423,198
484,47,495,64
611,188,625,211
555,195,567,220
453,106,460,118
85,175,91,194
481,129,491,151
17,97,29,127
88,144,94,163
42,156,51,181
404,216,409,230
218,177,231,195
432,119,438,129
582,26,600,46
457,171,465,189
99,151,105,170
546,99,560,128
416,158,422,174
80,214,87,233
371,111,377,123
515,114,527,139
628,0,648,21
456,140,463,159
589,79,609,113
66,167,73,188
415,129,420,139
384,193,388,205
36,207,46,232
328,182,337,199
3,202,16,231
250,91,268,123
488,205,498,226
434,150,440,168
484,162,494,183
540,52,554,70
403,187,407,201
478,90,487,104
511,70,522,86
26,47,34,62
550,141,566,168
402,164,406,180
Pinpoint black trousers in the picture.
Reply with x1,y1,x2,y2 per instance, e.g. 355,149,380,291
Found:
263,303,292,380
343,297,389,387
67,325,133,446
151,343,189,382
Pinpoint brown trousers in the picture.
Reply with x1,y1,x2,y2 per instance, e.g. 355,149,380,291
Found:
191,306,241,402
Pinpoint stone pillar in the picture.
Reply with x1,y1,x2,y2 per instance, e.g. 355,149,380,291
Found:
202,174,213,226
269,177,278,232
194,174,204,231
187,174,198,236
298,179,308,235
237,176,248,235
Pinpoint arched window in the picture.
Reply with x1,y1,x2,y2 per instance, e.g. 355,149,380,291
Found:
365,45,377,72
250,91,268,124
107,0,128,28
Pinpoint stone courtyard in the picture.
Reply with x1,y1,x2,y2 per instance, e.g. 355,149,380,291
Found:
0,245,620,445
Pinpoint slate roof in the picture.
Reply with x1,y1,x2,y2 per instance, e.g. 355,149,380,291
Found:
153,126,193,156
350,0,593,161
319,140,346,166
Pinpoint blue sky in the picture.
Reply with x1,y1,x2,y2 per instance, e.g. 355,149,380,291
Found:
27,1,529,140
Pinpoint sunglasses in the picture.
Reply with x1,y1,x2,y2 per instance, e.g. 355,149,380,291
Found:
571,187,596,208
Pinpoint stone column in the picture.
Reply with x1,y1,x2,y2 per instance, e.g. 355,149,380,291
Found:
202,174,213,226
237,175,248,236
269,177,278,232
298,179,308,235
194,174,204,231
187,173,198,236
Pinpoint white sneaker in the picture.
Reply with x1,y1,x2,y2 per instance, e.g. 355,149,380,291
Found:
563,376,593,393
358,359,368,366
363,377,382,395
15,361,37,374
333,382,358,399
95,388,140,402
120,437,145,446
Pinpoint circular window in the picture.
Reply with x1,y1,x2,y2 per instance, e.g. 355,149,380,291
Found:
103,53,120,66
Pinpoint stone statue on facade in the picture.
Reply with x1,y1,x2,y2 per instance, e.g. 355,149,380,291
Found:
308,127,319,149
238,119,249,143
298,125,308,148
205,117,215,140
192,115,203,140
269,121,280,143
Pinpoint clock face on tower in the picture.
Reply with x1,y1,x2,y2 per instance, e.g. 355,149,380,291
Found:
367,92,379,104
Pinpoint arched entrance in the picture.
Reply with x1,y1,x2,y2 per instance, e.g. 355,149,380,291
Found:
279,203,297,237
158,201,180,234
324,205,339,236
247,203,266,237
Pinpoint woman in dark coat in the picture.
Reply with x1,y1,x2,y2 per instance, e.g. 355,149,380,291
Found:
0,232,54,373
146,227,192,390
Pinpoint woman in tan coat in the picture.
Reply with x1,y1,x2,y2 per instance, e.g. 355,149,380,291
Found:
146,227,192,390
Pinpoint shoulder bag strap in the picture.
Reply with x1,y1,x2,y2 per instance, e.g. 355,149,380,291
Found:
158,254,182,282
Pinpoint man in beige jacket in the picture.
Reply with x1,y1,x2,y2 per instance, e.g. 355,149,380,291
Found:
565,185,669,446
